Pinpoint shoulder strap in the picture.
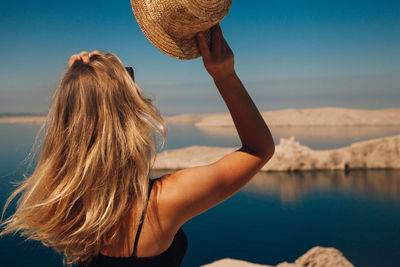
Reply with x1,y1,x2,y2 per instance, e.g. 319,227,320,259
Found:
132,178,155,256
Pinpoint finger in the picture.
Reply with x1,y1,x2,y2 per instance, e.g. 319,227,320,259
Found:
224,38,232,56
89,50,101,59
219,28,228,57
217,24,226,56
221,38,227,57
197,32,211,62
211,24,221,57
217,23,223,38
79,51,90,63
222,35,231,57
219,27,233,57
68,54,80,68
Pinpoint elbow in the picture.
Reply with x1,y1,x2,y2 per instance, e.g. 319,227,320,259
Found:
262,142,275,162
259,137,275,163
269,142,275,159
243,140,275,163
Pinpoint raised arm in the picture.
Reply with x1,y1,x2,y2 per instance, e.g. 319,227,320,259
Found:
153,24,274,231
199,24,273,158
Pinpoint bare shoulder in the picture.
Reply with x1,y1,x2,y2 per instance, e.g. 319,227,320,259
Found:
149,175,183,231
151,148,273,228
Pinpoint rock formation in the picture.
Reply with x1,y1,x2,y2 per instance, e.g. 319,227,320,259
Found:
201,246,353,267
154,134,400,172
276,247,353,267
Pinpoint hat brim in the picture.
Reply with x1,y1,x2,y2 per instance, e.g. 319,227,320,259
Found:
131,0,213,60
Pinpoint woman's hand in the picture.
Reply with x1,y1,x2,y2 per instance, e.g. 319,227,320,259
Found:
68,50,101,68
197,24,236,82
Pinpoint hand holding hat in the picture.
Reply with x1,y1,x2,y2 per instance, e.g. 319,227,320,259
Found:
130,0,232,60
197,24,235,82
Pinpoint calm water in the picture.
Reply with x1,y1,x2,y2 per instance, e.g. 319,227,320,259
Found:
0,123,400,267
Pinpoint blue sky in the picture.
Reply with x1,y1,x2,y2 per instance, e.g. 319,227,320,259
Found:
0,0,399,115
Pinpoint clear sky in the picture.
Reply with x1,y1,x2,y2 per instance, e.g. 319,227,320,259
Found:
1,0,399,115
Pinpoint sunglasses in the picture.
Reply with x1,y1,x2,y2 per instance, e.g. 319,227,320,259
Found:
125,67,135,81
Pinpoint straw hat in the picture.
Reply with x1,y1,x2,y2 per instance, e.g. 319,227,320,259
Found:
130,0,232,60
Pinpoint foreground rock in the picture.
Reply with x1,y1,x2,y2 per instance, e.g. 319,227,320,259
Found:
154,134,400,171
201,246,353,267
276,247,354,267
166,107,400,127
202,258,271,267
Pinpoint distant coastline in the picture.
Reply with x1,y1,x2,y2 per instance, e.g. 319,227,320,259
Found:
2,107,400,127
0,116,46,124
166,107,400,127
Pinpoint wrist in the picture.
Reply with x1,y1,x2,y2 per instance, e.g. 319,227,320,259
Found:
213,71,238,84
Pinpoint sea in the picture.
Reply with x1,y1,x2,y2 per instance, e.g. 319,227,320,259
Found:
0,122,400,267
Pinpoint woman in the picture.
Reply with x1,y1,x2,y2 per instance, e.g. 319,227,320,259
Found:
1,24,274,266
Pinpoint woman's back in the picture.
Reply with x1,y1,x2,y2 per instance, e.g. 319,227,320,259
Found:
80,177,188,267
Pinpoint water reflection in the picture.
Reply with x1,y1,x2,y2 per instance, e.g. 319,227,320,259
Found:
244,170,400,203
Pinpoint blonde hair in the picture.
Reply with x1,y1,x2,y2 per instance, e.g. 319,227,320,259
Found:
0,53,166,264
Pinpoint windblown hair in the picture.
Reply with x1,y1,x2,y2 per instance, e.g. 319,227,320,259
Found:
0,53,166,264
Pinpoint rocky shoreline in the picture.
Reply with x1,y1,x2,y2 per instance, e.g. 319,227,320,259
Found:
154,134,400,172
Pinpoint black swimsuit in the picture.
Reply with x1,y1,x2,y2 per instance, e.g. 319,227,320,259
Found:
79,178,188,267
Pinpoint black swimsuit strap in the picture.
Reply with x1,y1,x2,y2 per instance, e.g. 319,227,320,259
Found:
132,178,155,256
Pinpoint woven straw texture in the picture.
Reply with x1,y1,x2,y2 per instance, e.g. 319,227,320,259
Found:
131,0,232,60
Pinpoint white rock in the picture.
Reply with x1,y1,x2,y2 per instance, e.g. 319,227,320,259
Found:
201,258,271,267
154,135,400,171
201,246,353,267
277,247,354,267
